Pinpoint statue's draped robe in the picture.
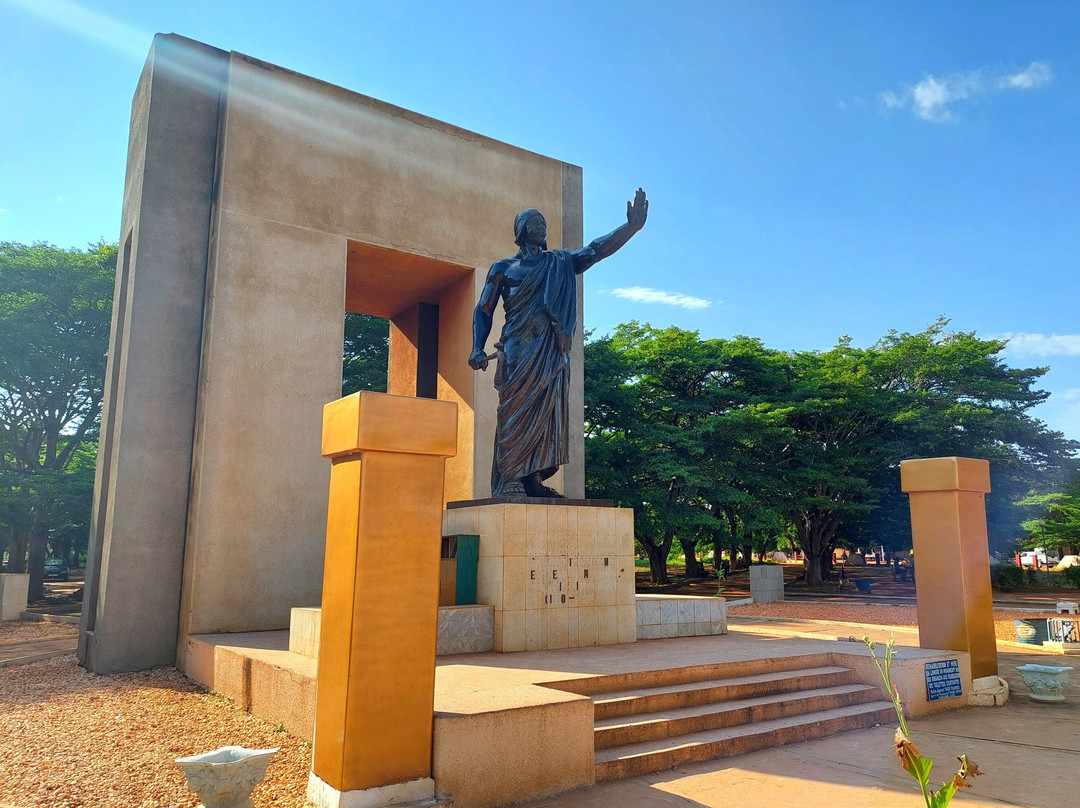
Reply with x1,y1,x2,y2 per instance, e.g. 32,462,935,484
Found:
491,248,578,495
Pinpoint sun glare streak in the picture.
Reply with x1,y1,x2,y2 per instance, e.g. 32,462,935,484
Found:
3,0,151,61
6,0,532,225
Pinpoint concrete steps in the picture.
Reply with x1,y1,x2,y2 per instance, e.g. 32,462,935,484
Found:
592,665,857,719
594,682,883,749
587,659,894,781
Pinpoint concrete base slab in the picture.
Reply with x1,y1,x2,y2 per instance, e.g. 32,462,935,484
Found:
307,772,436,808
0,637,79,667
187,623,977,808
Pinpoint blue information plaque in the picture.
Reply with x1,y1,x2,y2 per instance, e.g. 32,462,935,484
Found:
925,658,963,701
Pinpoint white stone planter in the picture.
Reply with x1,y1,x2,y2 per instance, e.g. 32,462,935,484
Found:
176,746,278,808
1016,664,1073,703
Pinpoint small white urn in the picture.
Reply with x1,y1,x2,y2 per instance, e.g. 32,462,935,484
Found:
1017,664,1073,703
176,745,278,808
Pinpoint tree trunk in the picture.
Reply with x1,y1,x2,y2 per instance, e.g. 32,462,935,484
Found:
795,510,841,587
679,535,706,578
711,537,724,571
8,528,29,573
642,529,675,584
27,518,48,604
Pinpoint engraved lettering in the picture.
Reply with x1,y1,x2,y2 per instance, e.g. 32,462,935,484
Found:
530,570,536,580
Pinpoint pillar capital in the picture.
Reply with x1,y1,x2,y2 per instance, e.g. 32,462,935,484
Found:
322,391,457,459
900,456,990,494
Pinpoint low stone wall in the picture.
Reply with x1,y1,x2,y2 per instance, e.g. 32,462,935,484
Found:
288,604,494,658
635,594,727,639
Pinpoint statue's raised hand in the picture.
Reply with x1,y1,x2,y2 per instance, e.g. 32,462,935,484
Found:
626,188,648,232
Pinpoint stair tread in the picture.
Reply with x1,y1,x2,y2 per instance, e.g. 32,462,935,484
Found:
594,701,895,763
592,665,853,703
594,683,880,730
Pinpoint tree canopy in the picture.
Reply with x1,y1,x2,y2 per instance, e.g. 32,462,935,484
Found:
1019,473,1080,552
0,241,116,599
585,319,1078,585
342,313,389,395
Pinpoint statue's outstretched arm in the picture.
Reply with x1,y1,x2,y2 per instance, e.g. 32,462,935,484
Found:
573,188,648,274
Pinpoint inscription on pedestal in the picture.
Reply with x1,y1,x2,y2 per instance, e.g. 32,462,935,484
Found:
444,504,636,652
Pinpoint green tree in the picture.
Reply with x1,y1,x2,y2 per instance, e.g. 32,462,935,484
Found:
764,322,1075,584
0,241,115,600
585,318,1076,588
585,323,789,583
341,313,389,395
1019,472,1080,553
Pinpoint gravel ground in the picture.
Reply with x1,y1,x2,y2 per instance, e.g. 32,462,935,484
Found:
0,620,80,644
0,655,310,808
728,601,1063,643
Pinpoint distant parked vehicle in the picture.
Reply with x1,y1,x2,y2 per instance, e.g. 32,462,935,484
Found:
1052,555,1080,571
43,557,69,581
1019,549,1060,569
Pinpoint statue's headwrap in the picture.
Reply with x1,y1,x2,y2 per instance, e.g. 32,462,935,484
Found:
514,208,547,250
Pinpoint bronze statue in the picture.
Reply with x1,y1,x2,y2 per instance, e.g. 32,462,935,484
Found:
470,188,648,497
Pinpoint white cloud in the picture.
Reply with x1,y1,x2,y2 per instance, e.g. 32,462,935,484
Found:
1001,61,1053,90
879,61,1052,123
997,332,1080,357
604,287,713,310
1063,388,1080,402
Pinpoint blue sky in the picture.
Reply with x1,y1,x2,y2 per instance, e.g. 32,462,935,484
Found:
3,1,1078,441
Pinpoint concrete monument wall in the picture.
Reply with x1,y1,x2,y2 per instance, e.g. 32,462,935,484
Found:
81,34,585,672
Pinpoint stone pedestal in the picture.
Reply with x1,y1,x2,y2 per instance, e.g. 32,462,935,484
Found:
0,573,30,621
443,501,636,652
309,392,456,806
901,456,997,679
749,565,784,603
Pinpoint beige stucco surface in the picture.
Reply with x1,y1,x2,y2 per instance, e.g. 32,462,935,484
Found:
173,49,585,646
179,214,346,638
81,37,229,672
84,34,588,670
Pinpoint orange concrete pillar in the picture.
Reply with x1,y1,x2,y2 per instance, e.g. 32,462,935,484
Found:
308,392,457,807
900,457,997,679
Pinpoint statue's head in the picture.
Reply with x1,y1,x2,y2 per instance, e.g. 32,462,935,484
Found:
514,208,547,250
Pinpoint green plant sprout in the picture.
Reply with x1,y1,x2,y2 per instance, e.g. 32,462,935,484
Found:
863,636,982,808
